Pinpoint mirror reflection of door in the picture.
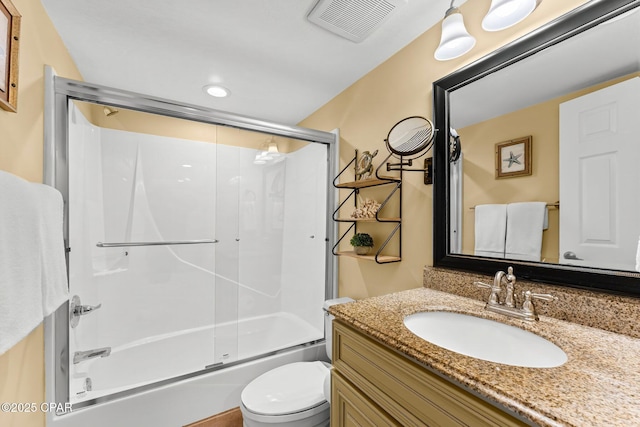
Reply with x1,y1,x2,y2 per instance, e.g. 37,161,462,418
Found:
559,77,640,271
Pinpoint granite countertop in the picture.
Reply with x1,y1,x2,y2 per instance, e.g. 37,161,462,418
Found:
329,287,640,427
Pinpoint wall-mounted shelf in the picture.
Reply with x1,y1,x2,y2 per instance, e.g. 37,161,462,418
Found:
334,251,402,263
332,151,402,264
334,177,399,189
334,217,401,222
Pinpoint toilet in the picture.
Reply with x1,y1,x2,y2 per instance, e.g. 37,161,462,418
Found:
239,297,354,427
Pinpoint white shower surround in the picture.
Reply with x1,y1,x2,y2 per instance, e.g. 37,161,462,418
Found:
55,104,328,423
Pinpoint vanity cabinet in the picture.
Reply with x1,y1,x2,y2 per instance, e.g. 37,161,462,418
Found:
332,152,402,264
331,320,528,427
331,371,400,426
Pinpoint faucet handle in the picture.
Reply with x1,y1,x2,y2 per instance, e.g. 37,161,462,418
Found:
74,303,102,315
528,292,556,302
521,290,556,319
69,295,103,328
474,281,492,289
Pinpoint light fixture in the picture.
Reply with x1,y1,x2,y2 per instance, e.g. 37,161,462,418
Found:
203,85,230,98
482,0,539,32
267,141,279,154
253,137,281,165
434,1,476,61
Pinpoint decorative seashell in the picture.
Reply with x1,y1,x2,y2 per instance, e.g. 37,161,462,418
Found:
351,198,381,219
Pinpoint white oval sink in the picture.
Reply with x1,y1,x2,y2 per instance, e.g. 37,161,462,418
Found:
403,311,567,368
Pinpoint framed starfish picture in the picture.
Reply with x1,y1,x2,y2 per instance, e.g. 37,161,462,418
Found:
495,136,532,179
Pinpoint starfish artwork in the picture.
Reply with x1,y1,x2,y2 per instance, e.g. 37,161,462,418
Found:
503,151,522,168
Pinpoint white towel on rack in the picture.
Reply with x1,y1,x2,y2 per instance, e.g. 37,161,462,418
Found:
0,171,68,355
505,202,547,262
474,204,507,258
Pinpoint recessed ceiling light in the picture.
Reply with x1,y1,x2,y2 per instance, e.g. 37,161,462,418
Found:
203,85,230,98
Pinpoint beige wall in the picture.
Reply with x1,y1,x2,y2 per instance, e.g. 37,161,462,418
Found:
299,0,589,299
0,0,82,426
85,102,310,152
459,73,639,262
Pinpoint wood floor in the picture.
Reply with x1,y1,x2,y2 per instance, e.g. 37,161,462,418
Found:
184,407,243,427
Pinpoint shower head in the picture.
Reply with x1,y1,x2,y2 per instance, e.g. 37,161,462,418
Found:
103,106,119,116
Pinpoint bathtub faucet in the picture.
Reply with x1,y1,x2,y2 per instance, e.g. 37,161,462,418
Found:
73,347,111,364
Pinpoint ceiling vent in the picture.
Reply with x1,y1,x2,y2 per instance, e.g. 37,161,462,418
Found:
307,0,408,43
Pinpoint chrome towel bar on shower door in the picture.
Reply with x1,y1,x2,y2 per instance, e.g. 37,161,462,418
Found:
96,239,218,248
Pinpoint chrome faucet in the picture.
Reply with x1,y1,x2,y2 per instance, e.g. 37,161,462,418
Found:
73,347,111,364
70,295,102,328
474,266,555,321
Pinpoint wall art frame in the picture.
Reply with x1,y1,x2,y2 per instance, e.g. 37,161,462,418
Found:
495,135,531,179
0,0,20,112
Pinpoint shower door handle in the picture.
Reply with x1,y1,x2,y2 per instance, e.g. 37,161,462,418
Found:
96,239,218,248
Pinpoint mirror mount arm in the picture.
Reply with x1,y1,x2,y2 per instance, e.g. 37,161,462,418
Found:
386,158,415,170
385,156,433,186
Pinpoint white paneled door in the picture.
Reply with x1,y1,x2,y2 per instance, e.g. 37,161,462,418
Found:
559,77,640,271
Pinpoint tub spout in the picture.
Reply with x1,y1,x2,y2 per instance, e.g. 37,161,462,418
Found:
73,347,111,364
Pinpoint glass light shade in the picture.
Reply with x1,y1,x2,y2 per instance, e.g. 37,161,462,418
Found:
434,12,476,61
482,0,538,31
267,142,279,154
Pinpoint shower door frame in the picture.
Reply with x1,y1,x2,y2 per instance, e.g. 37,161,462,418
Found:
43,66,339,411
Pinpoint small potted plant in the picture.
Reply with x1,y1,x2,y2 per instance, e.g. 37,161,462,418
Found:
350,233,374,255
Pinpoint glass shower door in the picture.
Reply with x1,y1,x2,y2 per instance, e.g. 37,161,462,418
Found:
63,99,331,407
67,101,220,402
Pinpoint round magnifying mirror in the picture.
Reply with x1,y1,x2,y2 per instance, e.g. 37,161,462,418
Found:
385,116,435,159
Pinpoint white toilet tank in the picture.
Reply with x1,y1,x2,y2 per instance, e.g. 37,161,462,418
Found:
322,297,354,361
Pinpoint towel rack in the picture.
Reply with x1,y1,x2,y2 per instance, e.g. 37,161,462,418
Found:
470,202,559,210
96,239,218,248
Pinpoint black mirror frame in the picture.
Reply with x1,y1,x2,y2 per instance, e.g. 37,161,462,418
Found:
433,0,640,298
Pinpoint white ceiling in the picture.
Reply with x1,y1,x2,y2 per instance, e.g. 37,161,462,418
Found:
40,0,463,125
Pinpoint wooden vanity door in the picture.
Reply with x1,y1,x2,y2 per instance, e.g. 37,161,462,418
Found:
331,371,400,427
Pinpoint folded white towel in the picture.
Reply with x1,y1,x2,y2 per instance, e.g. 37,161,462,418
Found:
505,202,547,262
474,204,507,259
0,171,69,355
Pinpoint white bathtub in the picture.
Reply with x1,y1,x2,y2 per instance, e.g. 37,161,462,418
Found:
70,312,323,403
50,312,325,427
49,343,326,427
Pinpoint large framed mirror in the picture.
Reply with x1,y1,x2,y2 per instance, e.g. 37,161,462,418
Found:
433,0,640,297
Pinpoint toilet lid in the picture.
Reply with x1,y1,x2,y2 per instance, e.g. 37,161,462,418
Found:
241,361,329,415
